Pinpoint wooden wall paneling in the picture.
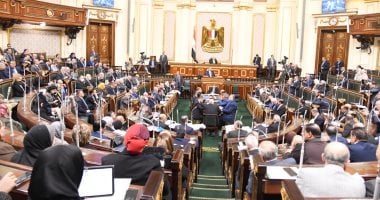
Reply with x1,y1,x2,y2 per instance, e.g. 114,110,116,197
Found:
350,14,380,35
99,24,111,65
0,0,87,27
222,69,229,76
0,0,11,14
87,24,99,59
335,31,349,68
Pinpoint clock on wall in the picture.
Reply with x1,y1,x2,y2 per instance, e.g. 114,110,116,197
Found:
329,17,338,26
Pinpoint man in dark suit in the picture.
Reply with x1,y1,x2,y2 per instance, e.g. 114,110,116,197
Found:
148,57,156,74
204,67,215,77
310,108,325,132
286,123,327,164
159,51,168,74
246,140,296,195
312,94,330,113
295,99,310,118
254,114,281,135
266,55,276,81
273,99,286,117
175,116,194,135
227,120,248,138
86,56,96,67
74,89,91,118
334,58,344,75
320,57,330,81
348,127,377,162
209,57,218,64
290,76,301,96
336,74,349,89
77,57,86,68
174,71,183,91
253,54,262,77
203,99,221,116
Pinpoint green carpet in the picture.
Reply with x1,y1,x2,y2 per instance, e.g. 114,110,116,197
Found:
175,99,241,200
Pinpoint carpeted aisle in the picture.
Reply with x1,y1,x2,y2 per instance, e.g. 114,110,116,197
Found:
175,99,238,199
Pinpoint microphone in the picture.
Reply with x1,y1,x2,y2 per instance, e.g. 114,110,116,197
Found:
298,110,308,174
6,87,11,101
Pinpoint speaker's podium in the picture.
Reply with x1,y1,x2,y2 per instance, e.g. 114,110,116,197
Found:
202,76,224,94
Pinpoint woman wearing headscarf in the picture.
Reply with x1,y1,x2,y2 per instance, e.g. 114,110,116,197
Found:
10,124,54,166
29,145,84,200
101,123,161,185
0,120,16,161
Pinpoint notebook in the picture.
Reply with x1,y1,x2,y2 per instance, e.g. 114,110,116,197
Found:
78,165,114,198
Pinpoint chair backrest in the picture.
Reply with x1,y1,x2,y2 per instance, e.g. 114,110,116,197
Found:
203,114,218,127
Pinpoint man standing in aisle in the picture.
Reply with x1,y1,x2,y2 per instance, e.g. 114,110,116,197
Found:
253,54,261,77
320,57,330,81
267,55,276,81
159,51,168,75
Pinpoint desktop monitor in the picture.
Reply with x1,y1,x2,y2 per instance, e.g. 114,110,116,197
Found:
322,0,346,13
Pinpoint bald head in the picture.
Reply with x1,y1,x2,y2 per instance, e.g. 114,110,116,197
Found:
323,142,350,167
245,134,258,151
259,141,277,161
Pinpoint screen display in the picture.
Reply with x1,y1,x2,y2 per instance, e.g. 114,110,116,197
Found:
78,166,114,197
322,0,346,13
93,0,114,8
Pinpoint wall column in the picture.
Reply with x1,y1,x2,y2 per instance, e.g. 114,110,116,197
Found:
151,0,164,56
232,1,253,65
174,0,195,62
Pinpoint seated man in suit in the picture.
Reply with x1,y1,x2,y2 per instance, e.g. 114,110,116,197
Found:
296,142,366,198
254,114,281,135
226,120,248,138
312,94,330,113
204,67,215,77
284,123,327,164
272,99,286,117
74,89,91,119
221,94,237,125
295,99,310,119
348,127,376,162
209,57,218,64
246,140,296,195
174,115,194,135
309,108,325,132
325,125,347,144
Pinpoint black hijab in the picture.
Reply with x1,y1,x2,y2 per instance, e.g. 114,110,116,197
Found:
29,145,84,200
10,125,53,166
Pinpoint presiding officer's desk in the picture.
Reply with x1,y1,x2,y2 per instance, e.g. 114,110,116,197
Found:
169,62,257,100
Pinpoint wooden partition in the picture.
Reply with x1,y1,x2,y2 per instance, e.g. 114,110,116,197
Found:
169,63,257,78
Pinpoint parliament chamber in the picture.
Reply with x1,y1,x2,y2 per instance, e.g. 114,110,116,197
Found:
0,0,379,200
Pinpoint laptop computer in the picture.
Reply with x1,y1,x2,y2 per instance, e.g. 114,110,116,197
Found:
78,165,114,198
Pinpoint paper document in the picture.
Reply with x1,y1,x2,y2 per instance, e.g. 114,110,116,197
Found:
266,166,299,180
86,178,132,200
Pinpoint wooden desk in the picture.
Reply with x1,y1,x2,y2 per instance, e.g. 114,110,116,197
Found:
0,160,164,200
169,62,257,78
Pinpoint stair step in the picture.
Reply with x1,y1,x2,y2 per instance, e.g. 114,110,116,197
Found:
198,175,225,178
190,196,234,200
193,183,229,188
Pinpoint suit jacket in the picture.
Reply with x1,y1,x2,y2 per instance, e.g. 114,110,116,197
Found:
312,114,325,131
348,141,377,162
209,58,218,64
320,60,330,71
267,57,276,68
273,104,286,116
205,70,215,77
290,80,301,96
101,151,161,185
222,100,237,124
12,81,28,97
296,164,365,198
175,124,194,135
203,103,221,116
159,55,168,67
75,96,90,116
86,61,95,67
174,75,183,90
227,129,248,138
253,56,261,66
287,138,326,164
335,61,344,71
192,102,204,120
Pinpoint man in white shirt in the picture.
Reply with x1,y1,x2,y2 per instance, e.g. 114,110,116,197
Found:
296,142,366,198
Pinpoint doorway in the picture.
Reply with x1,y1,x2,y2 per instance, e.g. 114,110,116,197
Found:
315,27,349,74
86,20,115,66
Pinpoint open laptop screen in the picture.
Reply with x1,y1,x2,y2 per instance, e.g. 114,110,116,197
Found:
78,165,114,198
